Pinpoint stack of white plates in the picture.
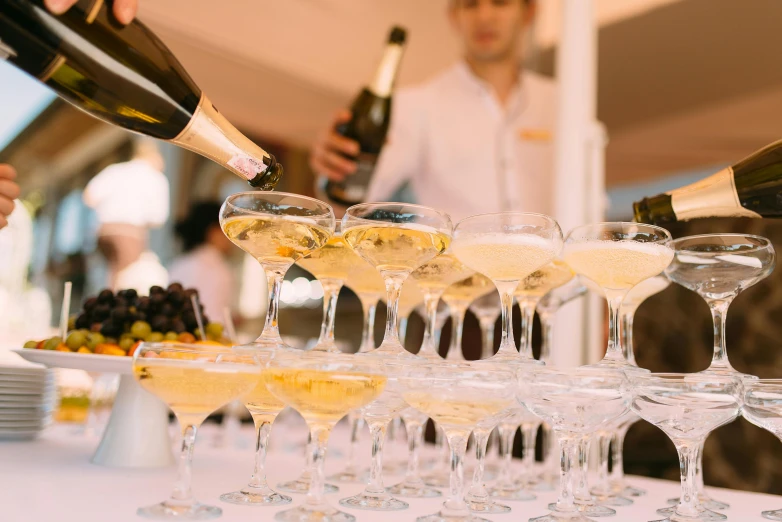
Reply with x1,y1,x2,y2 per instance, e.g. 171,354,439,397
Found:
0,358,56,440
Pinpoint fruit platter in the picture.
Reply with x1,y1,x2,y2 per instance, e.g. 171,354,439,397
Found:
13,283,229,469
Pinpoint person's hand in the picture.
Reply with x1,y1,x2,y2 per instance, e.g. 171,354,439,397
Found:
0,165,20,230
309,109,359,182
44,0,138,25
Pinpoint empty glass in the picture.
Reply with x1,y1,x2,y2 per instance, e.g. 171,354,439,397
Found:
742,379,782,521
518,367,629,522
630,373,740,522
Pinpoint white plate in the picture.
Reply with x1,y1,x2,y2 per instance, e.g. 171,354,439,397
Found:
0,420,48,429
0,367,47,377
0,374,48,384
0,412,47,421
0,381,51,392
11,349,132,375
0,428,43,440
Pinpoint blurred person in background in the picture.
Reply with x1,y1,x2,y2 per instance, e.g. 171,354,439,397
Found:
168,202,234,320
0,0,138,231
311,0,555,221
83,138,169,291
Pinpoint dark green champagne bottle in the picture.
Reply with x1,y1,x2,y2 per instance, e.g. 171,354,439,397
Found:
324,26,406,206
633,139,782,224
0,0,282,189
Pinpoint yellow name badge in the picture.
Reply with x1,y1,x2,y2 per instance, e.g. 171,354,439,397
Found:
518,128,552,142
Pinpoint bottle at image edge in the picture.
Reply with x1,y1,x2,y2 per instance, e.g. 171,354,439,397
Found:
633,138,782,224
0,0,282,189
324,25,407,206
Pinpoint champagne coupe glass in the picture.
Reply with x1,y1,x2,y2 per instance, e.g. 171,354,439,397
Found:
328,264,386,484
220,346,291,506
742,379,782,521
441,274,494,361
464,406,514,514
469,292,501,360
339,358,411,511
342,202,452,357
402,361,518,522
298,221,362,353
664,233,775,512
512,260,574,492
411,252,474,360
266,350,388,522
132,343,262,519
518,367,630,522
388,407,442,498
535,281,587,486
452,212,563,502
220,191,335,350
630,373,741,522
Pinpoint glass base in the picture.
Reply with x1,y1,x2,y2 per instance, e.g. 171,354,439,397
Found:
387,480,442,498
763,509,782,521
416,511,491,522
275,504,354,522
277,478,339,495
137,501,221,520
530,511,597,522
666,495,729,510
219,487,292,506
491,486,536,502
517,475,555,492
423,471,451,489
384,459,409,475
616,483,646,497
590,492,633,507
328,469,368,484
550,503,615,518
656,506,727,521
338,492,409,511
466,497,511,514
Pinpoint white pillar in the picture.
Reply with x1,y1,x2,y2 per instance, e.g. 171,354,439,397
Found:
551,0,606,366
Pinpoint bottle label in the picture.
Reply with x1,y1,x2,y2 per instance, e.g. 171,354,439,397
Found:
0,37,17,61
227,155,267,181
667,167,761,220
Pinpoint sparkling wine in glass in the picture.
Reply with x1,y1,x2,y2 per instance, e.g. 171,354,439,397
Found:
441,274,494,361
132,343,262,519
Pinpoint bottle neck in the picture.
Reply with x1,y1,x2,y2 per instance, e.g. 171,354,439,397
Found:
171,94,282,189
368,43,404,98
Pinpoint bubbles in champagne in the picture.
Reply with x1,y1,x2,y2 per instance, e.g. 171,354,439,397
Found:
452,233,557,282
297,235,366,282
442,273,495,308
515,259,574,298
411,253,475,292
343,223,450,274
564,240,673,290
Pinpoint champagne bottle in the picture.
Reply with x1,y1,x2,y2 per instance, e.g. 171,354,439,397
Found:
324,26,406,206
0,0,282,189
633,138,782,224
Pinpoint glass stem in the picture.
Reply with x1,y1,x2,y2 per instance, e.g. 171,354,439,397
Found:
381,273,406,346
620,306,638,366
520,422,538,486
364,419,389,496
419,292,444,358
707,298,733,370
305,424,331,508
497,423,515,489
595,432,611,493
358,296,378,353
495,283,519,357
259,265,287,343
441,430,470,516
170,423,198,505
603,290,627,363
518,298,540,360
467,428,491,500
346,412,364,474
317,279,343,350
695,440,705,495
574,436,592,504
403,417,424,485
610,424,630,483
478,317,497,360
674,441,701,517
542,423,557,475
554,432,580,513
398,316,409,346
538,310,554,364
247,415,273,490
447,305,467,361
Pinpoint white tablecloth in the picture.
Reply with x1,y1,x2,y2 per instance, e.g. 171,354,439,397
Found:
0,417,777,522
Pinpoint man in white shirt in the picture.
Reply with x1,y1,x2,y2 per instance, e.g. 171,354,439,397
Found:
311,0,554,222
83,138,170,289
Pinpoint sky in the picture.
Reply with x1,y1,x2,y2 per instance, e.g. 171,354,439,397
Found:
0,61,55,151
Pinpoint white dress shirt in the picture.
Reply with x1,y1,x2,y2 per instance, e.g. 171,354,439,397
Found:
367,62,557,223
83,159,170,228
168,245,233,321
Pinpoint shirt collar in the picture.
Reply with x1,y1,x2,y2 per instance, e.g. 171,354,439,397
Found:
452,60,528,115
